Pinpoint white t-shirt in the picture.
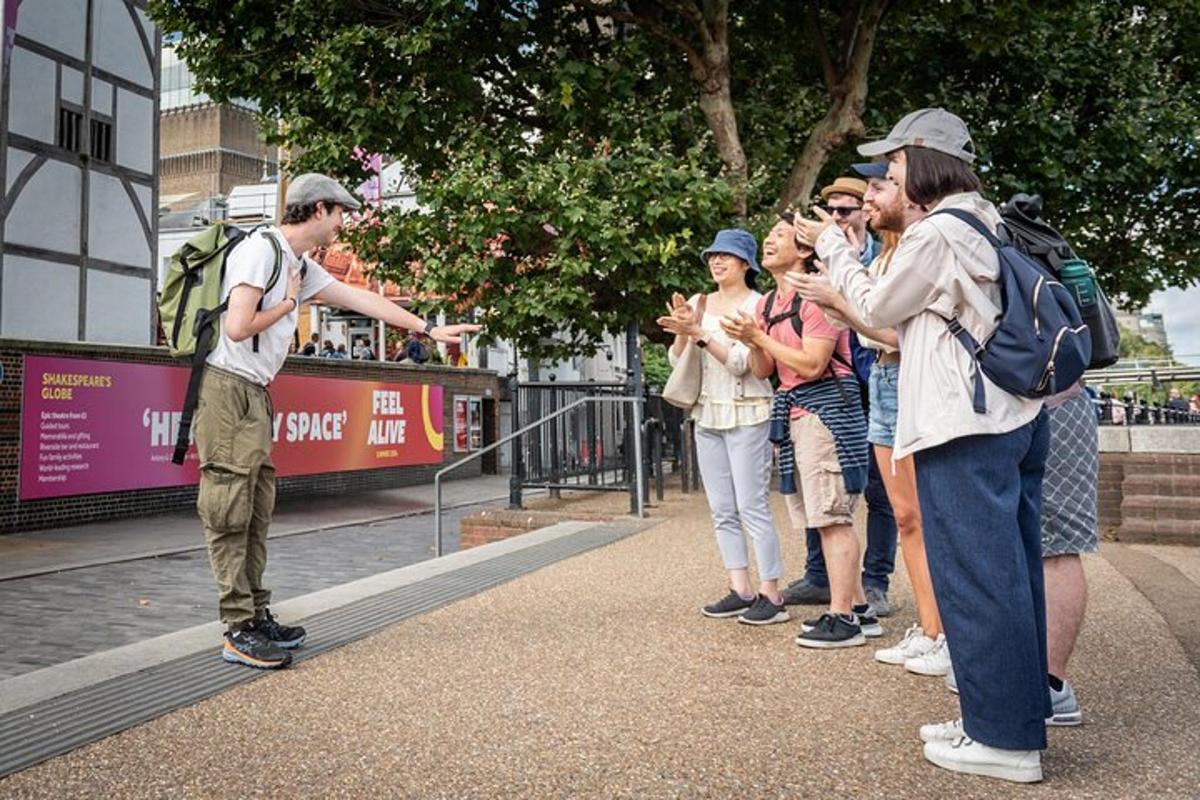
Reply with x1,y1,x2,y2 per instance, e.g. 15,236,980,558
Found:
207,228,335,385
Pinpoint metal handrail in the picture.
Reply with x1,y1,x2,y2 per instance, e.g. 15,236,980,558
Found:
433,396,645,555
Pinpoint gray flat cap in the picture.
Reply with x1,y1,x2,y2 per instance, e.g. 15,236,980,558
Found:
857,108,976,164
285,173,362,211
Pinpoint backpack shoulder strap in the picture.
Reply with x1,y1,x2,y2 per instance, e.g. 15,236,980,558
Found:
760,289,776,326
930,208,1002,248
252,231,287,354
788,293,803,338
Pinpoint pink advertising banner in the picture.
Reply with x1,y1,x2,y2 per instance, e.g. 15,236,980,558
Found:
20,355,444,500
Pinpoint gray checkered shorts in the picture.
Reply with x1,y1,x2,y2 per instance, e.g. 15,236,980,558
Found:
1041,392,1100,556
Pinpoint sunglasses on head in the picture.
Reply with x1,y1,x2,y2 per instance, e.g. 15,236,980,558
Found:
823,205,861,217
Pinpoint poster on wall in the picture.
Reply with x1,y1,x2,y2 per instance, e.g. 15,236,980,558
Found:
453,395,484,453
19,355,444,500
453,396,470,453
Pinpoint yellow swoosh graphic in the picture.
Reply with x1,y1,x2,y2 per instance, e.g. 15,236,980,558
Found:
421,385,443,451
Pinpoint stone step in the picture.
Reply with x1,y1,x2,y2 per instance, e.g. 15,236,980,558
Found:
1122,494,1200,522
1117,517,1200,546
1118,453,1200,476
1123,474,1200,497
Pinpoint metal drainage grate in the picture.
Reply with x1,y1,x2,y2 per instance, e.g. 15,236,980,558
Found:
0,520,646,779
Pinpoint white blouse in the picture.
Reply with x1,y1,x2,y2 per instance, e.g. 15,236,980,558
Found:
669,291,773,431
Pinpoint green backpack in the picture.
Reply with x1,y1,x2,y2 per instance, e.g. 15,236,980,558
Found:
158,223,284,464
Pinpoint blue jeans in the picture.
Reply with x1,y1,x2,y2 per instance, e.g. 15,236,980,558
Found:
802,445,896,591
915,411,1051,751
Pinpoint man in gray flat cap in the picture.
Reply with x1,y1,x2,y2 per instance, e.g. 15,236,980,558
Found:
196,173,479,670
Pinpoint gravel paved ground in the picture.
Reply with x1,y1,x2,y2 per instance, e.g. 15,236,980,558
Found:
2,491,1197,798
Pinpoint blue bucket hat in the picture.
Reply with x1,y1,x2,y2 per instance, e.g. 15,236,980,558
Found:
700,228,760,288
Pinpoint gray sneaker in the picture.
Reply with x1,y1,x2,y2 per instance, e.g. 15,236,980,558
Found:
1047,680,1083,726
781,579,831,606
864,586,891,617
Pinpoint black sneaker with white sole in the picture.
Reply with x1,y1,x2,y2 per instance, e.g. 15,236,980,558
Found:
255,608,307,649
222,627,292,669
796,613,866,649
737,595,790,626
799,606,883,637
852,603,884,637
701,590,755,619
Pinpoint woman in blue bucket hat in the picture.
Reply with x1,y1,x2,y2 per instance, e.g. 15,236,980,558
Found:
658,228,785,625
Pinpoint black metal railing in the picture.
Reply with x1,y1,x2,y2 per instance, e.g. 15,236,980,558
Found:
1094,396,1200,425
508,381,697,508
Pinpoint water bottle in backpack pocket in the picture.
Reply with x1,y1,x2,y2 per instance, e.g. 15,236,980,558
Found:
933,209,1091,413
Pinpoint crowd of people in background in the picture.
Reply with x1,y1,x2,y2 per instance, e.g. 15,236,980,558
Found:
289,331,444,365
659,108,1105,785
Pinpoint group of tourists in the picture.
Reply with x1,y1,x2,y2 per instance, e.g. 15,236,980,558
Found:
657,108,1100,784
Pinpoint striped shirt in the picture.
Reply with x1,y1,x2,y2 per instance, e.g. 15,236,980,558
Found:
769,377,869,495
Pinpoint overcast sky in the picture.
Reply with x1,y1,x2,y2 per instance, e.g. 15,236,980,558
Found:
1148,285,1200,365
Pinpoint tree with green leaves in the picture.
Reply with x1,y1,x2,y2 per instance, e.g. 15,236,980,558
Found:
151,0,1198,361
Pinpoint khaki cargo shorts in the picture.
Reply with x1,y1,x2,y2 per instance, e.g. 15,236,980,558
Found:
782,413,858,531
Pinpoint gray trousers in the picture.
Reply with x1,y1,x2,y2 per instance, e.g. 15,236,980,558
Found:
694,420,783,581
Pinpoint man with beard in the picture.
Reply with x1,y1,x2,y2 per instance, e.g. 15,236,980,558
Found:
791,165,948,677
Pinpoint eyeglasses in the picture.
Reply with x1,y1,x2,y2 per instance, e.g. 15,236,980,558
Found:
824,205,862,217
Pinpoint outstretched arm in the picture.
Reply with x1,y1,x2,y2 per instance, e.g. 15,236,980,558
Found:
313,280,479,343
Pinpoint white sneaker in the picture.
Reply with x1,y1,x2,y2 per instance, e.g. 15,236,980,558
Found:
923,737,1043,783
875,623,935,666
919,718,964,743
946,662,959,694
904,633,951,676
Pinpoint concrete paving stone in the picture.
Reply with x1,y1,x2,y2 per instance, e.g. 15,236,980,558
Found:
0,492,1197,798
0,506,476,679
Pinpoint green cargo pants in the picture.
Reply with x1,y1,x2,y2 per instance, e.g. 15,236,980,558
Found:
194,366,276,629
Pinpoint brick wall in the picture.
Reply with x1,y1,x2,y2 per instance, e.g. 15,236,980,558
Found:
458,508,615,550
159,104,276,199
1098,429,1200,545
0,339,502,534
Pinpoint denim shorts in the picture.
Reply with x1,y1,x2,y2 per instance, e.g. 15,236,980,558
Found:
867,361,899,448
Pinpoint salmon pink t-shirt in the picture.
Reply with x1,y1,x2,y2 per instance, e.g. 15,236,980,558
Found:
757,289,854,418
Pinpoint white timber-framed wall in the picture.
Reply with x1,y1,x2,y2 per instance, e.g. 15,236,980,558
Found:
1,0,159,344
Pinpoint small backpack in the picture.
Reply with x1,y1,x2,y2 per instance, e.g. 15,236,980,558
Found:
999,193,1120,369
761,289,855,404
157,224,287,464
932,208,1091,412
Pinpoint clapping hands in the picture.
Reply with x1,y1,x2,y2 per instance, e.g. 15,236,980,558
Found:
656,293,702,338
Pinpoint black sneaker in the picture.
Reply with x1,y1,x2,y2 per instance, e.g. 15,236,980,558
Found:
737,595,791,626
701,590,755,619
255,609,307,649
799,605,883,637
223,627,292,669
852,603,884,638
780,579,831,606
796,613,866,649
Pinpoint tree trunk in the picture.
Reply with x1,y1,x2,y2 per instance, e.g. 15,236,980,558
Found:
697,79,748,218
777,0,889,211
777,93,867,212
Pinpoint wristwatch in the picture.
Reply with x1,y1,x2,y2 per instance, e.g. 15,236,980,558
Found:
423,318,437,336
695,338,709,349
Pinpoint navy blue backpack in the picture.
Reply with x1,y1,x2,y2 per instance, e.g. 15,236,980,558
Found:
933,208,1091,413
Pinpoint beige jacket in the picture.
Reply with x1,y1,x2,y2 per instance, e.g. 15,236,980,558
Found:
816,192,1043,461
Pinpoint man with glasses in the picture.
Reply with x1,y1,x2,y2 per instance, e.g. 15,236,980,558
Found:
782,177,899,618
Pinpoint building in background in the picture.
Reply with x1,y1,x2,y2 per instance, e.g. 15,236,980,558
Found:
0,0,159,345
1137,312,1169,350
1116,308,1173,352
158,40,274,209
